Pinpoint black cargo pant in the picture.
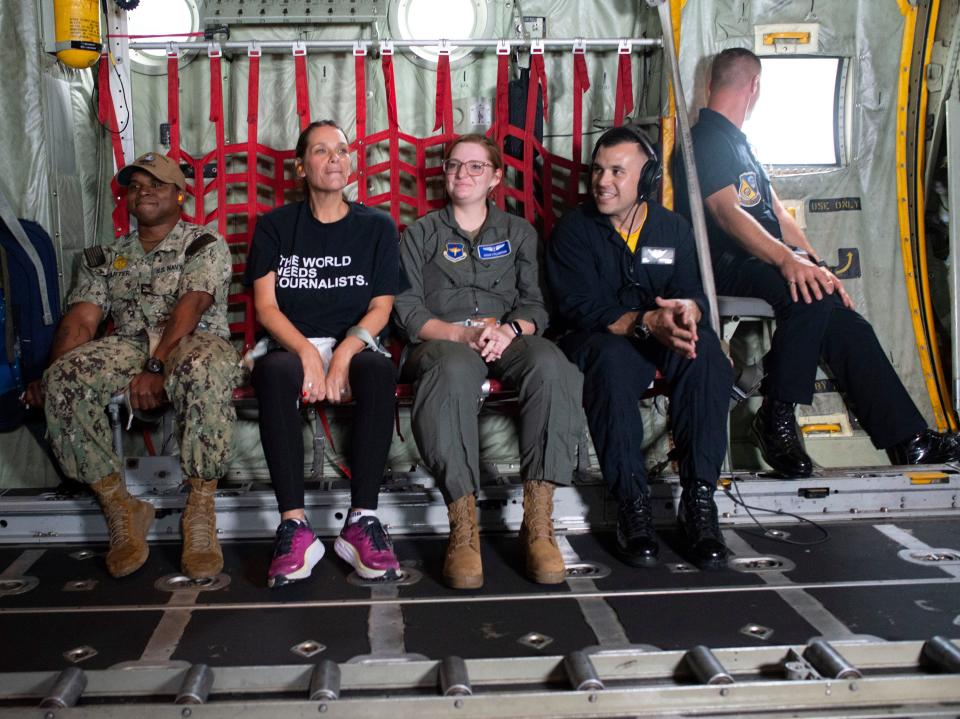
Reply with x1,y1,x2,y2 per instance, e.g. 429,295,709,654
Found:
562,325,733,502
715,253,926,449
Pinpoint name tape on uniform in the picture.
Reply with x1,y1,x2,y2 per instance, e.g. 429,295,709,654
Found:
477,241,511,260
640,247,675,265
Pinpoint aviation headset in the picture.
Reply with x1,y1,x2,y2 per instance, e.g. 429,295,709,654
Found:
591,124,663,203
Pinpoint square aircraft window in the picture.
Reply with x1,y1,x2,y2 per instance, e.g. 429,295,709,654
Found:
742,56,846,167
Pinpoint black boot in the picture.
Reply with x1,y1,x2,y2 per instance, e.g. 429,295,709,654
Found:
751,398,814,477
888,429,960,465
677,481,728,570
616,493,659,567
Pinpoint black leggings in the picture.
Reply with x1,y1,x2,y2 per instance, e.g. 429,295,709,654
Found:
250,349,397,513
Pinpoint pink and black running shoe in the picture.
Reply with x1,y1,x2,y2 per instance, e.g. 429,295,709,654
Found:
267,518,325,588
334,516,400,580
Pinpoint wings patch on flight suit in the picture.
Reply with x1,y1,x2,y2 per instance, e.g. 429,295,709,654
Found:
737,171,761,207
444,242,466,263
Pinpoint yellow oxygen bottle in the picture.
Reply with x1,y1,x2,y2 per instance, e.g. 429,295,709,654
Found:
54,0,102,69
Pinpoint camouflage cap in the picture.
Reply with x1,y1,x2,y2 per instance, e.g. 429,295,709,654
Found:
116,152,187,190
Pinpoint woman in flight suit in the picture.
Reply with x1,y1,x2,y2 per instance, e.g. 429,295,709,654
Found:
394,134,583,590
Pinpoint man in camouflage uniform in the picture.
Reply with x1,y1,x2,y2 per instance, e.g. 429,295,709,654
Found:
23,152,239,579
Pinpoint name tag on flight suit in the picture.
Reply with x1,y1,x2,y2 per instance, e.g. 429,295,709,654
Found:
477,241,511,260
640,247,675,265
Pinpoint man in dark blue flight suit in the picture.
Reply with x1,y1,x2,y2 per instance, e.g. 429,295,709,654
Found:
547,126,733,570
674,47,960,477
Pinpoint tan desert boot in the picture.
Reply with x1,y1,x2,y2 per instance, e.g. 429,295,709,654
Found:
90,473,154,578
443,493,483,589
181,478,223,579
519,480,565,584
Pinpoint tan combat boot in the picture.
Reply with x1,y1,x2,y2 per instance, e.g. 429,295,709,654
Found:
443,493,483,589
519,480,565,584
181,478,223,579
90,473,155,578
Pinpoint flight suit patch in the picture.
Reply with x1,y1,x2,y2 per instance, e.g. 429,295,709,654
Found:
444,242,466,263
477,240,511,260
737,171,761,207
640,247,675,265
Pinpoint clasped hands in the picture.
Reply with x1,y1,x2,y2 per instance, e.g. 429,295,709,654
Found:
611,296,702,360
299,345,351,405
460,323,515,363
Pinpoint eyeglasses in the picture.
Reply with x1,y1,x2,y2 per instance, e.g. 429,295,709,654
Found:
441,159,494,176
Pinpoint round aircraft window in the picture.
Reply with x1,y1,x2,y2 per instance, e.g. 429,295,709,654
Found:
388,0,494,67
125,0,202,75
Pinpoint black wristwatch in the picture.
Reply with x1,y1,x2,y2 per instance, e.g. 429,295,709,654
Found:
633,318,651,341
509,320,523,337
144,357,165,375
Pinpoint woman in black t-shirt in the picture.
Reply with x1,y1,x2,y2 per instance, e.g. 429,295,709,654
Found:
246,121,400,588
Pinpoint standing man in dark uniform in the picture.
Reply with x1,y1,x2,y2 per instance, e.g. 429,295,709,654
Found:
674,48,960,477
547,126,733,570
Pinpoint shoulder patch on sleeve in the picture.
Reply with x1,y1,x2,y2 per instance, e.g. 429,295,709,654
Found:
83,246,106,268
185,233,219,258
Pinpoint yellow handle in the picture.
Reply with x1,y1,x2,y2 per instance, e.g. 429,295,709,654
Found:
762,31,812,45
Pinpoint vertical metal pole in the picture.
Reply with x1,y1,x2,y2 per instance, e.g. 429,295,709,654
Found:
104,2,135,166
946,75,960,415
649,0,720,332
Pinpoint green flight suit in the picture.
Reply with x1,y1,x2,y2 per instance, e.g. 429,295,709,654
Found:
394,203,583,503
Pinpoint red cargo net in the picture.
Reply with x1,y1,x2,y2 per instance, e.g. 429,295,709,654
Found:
102,42,641,352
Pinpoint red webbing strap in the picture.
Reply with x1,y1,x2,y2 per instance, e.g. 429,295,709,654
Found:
415,140,428,217
354,47,368,205
273,149,287,209
381,49,402,224
571,49,591,206
614,45,634,126
294,45,310,131
142,429,157,456
97,54,129,237
238,48,262,351
317,407,352,479
542,154,555,238
382,49,398,130
492,48,510,209
246,48,261,249
166,54,181,161
209,49,227,237
529,50,549,118
521,50,548,223
433,51,453,133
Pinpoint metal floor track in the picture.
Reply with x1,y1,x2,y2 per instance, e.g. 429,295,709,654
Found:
0,512,959,715
1,469,959,716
